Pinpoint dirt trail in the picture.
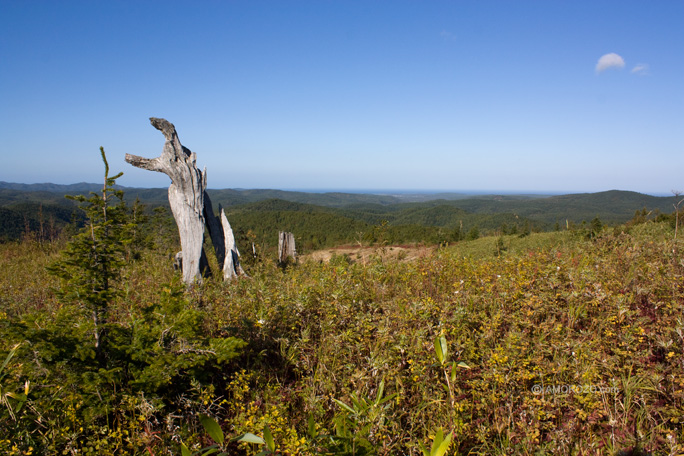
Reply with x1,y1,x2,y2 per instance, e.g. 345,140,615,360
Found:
301,244,436,263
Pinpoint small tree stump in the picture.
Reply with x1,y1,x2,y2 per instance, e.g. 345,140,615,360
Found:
220,206,246,279
203,192,226,269
278,231,296,264
204,191,246,280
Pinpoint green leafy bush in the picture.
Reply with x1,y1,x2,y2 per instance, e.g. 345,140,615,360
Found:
0,149,244,454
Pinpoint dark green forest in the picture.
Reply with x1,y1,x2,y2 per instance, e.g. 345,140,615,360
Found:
0,182,678,250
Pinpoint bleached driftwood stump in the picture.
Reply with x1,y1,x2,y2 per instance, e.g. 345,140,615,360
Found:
125,117,244,283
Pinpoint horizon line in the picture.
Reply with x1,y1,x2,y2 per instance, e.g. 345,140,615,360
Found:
0,180,675,197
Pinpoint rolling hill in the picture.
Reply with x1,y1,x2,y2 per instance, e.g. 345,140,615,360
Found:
0,182,677,245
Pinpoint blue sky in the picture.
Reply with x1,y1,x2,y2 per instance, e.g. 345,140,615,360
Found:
1,1,682,194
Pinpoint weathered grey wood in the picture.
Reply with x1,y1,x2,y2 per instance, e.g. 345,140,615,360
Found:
278,231,296,263
125,118,206,284
173,251,183,271
203,191,246,280
220,205,246,279
203,191,226,267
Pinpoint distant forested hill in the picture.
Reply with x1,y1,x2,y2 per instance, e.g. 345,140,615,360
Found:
225,199,537,251
226,199,370,250
0,182,677,246
0,182,403,207
207,188,403,207
419,190,675,225
0,201,80,242
0,182,107,193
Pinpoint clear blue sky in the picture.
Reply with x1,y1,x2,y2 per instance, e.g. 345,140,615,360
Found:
1,1,682,194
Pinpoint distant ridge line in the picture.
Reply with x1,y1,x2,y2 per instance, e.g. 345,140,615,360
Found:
0,181,668,198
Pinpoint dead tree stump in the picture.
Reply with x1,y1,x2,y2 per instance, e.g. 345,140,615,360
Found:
125,117,244,284
278,231,296,264
220,206,247,279
204,192,246,280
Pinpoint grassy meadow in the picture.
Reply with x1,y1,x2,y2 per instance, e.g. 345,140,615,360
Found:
1,216,683,455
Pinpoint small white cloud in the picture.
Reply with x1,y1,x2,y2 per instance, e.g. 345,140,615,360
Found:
631,64,649,75
596,53,625,73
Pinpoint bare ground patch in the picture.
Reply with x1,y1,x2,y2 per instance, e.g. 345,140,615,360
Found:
301,244,436,264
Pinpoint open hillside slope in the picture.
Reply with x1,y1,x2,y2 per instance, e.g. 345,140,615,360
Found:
1,216,682,455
